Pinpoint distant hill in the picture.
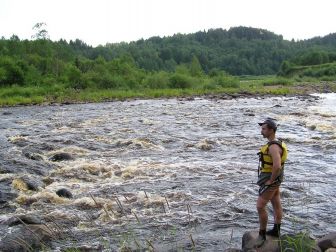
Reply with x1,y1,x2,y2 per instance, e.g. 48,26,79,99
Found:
1,26,336,77
100,26,336,75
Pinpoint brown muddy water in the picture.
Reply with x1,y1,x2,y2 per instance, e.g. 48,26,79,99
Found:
0,93,335,251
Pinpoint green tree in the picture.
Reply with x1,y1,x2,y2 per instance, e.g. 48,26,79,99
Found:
189,55,203,77
0,57,25,86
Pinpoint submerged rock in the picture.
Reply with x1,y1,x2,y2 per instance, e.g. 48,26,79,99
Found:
49,152,74,162
12,175,44,191
21,175,44,191
0,177,18,204
196,139,215,151
22,146,44,161
56,188,73,198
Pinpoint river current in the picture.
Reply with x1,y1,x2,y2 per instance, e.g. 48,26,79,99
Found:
0,93,335,251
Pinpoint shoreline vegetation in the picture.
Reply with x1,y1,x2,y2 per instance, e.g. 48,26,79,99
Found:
1,77,336,107
2,26,336,107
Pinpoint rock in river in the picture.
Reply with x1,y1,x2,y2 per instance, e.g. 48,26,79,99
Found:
56,188,73,198
49,152,74,162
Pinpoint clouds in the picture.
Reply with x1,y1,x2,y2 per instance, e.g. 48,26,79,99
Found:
1,0,335,46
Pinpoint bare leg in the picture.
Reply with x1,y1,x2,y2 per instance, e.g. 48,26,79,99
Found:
270,188,282,224
257,187,278,230
257,196,268,230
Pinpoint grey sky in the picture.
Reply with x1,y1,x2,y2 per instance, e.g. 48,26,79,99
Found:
1,0,335,46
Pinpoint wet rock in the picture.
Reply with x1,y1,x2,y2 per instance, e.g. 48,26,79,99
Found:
0,164,12,174
22,146,44,161
2,111,12,115
326,248,336,252
2,214,42,226
244,113,255,116
42,177,55,186
0,177,18,204
114,170,123,177
38,142,55,151
49,152,74,162
20,175,44,191
225,249,242,252
56,188,73,198
289,112,305,116
0,153,54,175
242,230,279,252
8,136,29,147
196,139,215,151
309,125,317,130
0,224,53,252
318,232,336,251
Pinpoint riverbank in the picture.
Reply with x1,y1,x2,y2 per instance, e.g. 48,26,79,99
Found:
1,79,335,107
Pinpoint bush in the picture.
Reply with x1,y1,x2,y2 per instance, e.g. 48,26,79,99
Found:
169,73,193,89
143,71,170,89
263,77,293,86
86,71,123,89
66,65,83,89
211,75,240,88
0,57,25,86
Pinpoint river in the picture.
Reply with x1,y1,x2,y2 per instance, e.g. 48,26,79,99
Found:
0,93,335,251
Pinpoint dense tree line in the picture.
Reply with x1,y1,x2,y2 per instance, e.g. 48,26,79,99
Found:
1,26,336,88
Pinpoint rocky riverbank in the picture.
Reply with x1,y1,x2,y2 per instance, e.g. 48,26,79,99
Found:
1,81,335,108
224,230,336,252
1,213,335,251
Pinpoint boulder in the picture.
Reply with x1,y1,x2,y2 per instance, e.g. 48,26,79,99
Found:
318,232,336,252
49,152,74,162
0,224,53,252
242,231,279,252
56,188,73,198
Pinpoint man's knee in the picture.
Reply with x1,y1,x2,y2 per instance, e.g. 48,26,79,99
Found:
257,198,267,213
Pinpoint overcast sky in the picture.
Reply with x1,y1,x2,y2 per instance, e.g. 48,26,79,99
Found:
1,0,335,46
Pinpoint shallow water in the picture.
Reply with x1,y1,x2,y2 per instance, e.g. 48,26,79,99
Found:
1,93,335,251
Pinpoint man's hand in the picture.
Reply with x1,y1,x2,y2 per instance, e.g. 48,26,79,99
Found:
265,179,274,186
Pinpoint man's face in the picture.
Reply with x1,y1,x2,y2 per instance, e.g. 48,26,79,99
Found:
261,124,272,138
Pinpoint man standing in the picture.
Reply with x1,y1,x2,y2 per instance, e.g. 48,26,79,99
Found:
255,119,288,247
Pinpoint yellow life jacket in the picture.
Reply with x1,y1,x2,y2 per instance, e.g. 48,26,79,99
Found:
258,140,288,173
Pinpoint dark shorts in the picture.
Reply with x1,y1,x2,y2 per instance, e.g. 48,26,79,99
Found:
257,171,283,196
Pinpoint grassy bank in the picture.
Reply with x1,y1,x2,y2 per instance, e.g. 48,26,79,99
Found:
1,76,336,107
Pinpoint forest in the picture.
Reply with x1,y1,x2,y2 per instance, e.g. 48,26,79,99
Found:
1,26,336,105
